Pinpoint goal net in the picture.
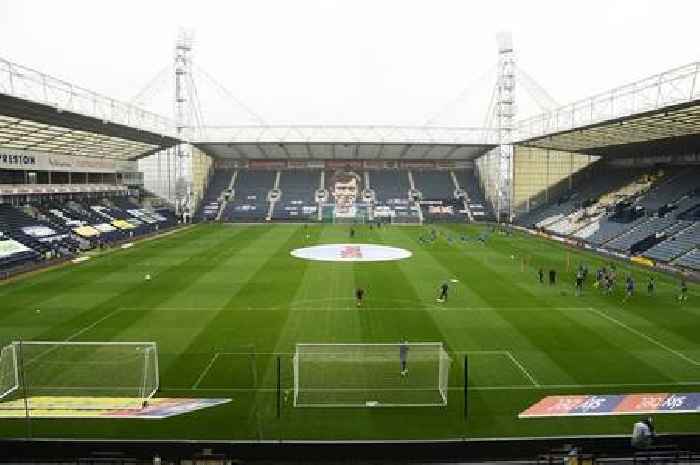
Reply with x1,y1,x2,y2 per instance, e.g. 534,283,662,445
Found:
0,341,158,411
293,342,450,407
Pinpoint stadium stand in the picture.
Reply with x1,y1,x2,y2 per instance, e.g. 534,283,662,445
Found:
674,248,700,271
369,170,409,203
0,230,40,272
0,204,80,260
510,158,700,273
605,217,688,253
453,169,493,221
413,170,453,199
221,170,275,221
273,170,320,221
0,194,179,276
644,223,700,262
367,170,420,222
413,171,467,222
196,169,234,221
517,166,642,230
636,167,700,213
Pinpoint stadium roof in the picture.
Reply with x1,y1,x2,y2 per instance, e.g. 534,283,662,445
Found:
194,126,498,160
514,62,700,156
0,57,181,161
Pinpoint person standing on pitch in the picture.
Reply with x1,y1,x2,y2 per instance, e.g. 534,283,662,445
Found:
437,281,449,303
538,268,544,284
549,269,556,285
647,276,655,296
355,287,365,307
399,339,409,376
623,275,635,303
575,271,584,297
678,279,688,304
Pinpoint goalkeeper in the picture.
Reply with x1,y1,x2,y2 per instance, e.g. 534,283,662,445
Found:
400,339,409,376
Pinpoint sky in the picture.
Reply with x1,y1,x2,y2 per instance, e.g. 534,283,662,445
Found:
0,0,698,127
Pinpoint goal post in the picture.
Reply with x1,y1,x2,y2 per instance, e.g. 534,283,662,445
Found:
0,341,159,411
0,343,19,402
293,342,451,407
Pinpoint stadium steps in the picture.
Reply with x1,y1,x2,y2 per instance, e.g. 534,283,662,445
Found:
448,170,474,221
643,222,699,262
605,217,687,252
599,218,652,246
673,247,700,271
407,170,416,190
216,170,237,221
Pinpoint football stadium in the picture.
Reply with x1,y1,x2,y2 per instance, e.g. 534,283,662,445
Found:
0,2,699,464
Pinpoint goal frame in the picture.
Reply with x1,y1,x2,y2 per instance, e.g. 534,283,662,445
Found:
0,340,159,410
0,343,19,401
293,342,450,408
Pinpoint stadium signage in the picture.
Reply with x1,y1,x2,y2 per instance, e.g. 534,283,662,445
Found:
0,152,36,167
520,393,700,417
0,150,137,173
290,244,412,262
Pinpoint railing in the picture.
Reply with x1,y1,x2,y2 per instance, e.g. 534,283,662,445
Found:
515,61,700,142
0,56,177,138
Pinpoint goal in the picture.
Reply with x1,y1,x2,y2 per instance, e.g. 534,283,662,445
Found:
0,341,158,410
293,342,450,407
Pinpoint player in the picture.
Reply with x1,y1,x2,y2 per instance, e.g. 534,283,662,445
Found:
623,276,635,303
399,339,409,376
548,269,556,285
355,287,365,307
647,276,655,296
437,281,449,303
604,274,613,295
538,268,544,284
350,227,355,238
575,272,584,297
678,279,688,304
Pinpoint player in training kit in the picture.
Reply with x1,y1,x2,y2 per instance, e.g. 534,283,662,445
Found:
538,268,544,284
399,339,409,376
355,287,365,307
437,282,449,302
350,228,355,238
623,276,635,303
647,276,655,296
678,279,688,304
575,273,584,297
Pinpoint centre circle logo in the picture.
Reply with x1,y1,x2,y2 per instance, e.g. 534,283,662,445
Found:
290,244,412,262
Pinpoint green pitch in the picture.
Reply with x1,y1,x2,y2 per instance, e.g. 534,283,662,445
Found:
0,223,698,440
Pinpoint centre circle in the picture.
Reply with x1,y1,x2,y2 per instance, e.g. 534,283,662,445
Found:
290,244,412,262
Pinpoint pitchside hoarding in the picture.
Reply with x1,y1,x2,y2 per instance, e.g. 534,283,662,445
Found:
520,393,700,418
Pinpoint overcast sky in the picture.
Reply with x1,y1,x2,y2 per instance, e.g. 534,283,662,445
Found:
1,0,698,126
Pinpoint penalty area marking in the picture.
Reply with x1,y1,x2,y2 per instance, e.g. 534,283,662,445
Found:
190,349,541,389
192,353,220,389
